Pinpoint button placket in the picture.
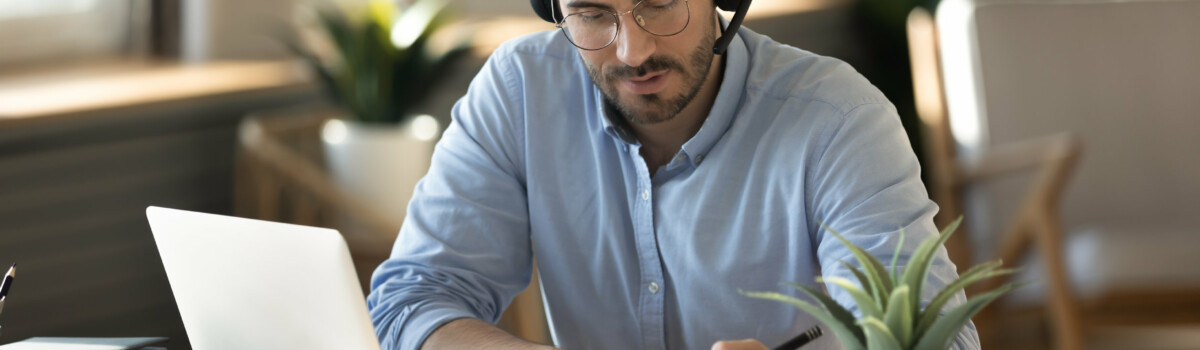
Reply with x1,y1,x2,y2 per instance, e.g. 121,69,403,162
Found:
627,145,666,350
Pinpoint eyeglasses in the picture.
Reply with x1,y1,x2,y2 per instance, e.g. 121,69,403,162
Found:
555,0,691,51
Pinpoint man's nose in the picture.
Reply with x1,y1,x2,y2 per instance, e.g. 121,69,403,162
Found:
614,15,655,69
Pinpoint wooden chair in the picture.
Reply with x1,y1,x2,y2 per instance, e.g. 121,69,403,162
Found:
233,105,551,344
908,2,1200,349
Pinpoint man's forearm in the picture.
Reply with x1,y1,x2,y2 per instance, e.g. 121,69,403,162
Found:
421,318,557,350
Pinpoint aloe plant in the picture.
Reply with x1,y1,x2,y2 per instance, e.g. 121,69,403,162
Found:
742,217,1021,350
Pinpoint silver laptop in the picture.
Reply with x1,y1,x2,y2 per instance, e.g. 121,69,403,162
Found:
146,206,381,350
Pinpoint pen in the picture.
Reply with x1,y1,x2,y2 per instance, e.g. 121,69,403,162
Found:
0,263,15,317
772,325,823,350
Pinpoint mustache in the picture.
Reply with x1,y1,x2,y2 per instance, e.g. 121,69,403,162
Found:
604,56,685,80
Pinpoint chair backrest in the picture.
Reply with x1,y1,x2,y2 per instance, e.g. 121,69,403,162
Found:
935,0,1200,251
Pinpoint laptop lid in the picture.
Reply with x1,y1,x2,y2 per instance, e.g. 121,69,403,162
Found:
146,206,381,350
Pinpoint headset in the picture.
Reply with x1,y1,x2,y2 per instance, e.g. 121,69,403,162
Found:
529,0,752,55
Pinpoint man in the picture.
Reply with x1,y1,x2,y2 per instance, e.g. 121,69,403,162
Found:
367,0,979,349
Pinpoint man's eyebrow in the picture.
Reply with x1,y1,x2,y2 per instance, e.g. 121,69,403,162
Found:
566,1,615,10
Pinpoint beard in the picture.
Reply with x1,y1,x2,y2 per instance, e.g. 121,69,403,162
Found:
584,16,718,125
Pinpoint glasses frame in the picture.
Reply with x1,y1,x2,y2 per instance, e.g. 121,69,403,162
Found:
554,0,691,51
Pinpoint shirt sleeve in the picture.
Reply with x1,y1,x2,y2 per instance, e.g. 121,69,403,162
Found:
365,48,533,350
806,101,981,350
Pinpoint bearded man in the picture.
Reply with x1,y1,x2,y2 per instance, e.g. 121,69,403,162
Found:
367,0,980,349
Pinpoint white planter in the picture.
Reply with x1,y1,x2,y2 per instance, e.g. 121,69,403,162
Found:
321,115,441,218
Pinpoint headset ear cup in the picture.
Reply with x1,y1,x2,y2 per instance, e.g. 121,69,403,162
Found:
715,0,741,12
530,0,557,23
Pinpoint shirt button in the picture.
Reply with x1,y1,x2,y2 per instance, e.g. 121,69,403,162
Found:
695,155,705,165
641,189,650,200
648,282,660,294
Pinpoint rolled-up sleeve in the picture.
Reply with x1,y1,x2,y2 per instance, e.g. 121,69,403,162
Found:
366,47,533,350
807,102,980,350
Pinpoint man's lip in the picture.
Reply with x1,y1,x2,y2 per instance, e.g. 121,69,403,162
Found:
627,70,667,82
620,70,670,95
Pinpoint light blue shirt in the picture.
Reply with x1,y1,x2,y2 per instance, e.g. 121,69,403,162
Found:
367,25,979,350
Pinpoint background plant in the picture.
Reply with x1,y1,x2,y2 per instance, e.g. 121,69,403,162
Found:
742,218,1021,350
288,0,470,124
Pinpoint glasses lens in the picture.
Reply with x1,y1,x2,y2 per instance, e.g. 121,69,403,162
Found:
633,0,689,36
561,11,618,50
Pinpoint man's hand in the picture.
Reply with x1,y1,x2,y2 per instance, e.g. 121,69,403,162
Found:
711,339,768,350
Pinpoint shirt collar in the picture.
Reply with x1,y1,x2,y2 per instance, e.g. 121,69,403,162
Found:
598,97,639,144
679,20,748,167
597,18,749,167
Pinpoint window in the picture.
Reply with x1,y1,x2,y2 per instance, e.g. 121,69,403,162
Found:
0,0,137,68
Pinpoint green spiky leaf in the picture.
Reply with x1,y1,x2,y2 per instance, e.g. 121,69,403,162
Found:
912,282,1021,350
890,228,907,281
821,223,895,304
915,260,1016,336
819,276,884,318
883,285,913,347
900,217,963,310
859,317,903,350
784,282,866,343
840,260,879,308
741,290,866,350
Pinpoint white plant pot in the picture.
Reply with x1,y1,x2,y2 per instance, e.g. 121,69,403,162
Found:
321,115,441,219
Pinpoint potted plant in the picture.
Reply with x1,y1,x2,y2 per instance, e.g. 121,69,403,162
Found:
289,0,469,216
742,218,1021,350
